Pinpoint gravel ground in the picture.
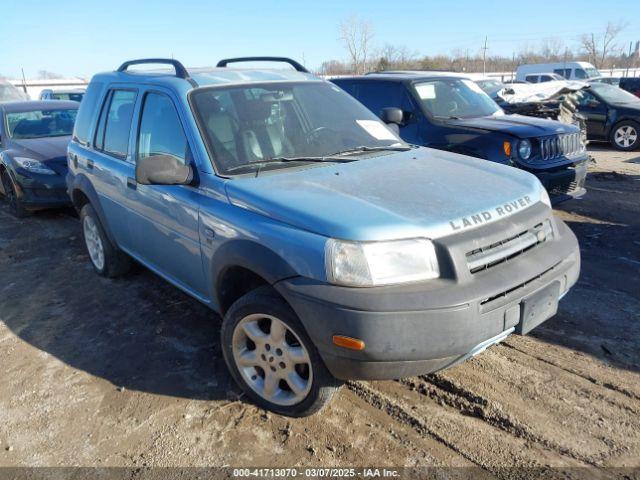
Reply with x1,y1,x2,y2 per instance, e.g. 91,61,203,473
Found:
0,145,638,478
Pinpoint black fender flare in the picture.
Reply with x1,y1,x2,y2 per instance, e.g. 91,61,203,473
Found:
211,239,299,305
69,174,118,246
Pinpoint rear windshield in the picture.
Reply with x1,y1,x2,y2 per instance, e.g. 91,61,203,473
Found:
52,92,84,102
589,83,640,105
6,108,78,139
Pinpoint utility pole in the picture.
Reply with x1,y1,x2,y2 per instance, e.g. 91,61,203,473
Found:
482,36,488,75
20,68,27,95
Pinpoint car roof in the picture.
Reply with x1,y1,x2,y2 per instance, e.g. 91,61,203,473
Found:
334,71,471,82
91,66,321,95
46,89,86,93
1,100,79,112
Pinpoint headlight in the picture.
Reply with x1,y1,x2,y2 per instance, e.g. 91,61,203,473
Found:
540,187,552,208
518,139,532,160
14,157,56,175
325,238,440,287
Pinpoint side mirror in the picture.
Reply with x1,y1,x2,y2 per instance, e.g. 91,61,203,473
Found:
587,99,600,108
380,107,404,126
136,154,194,186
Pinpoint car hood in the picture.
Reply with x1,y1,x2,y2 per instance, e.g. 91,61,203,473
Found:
448,115,576,138
7,136,71,162
225,147,544,241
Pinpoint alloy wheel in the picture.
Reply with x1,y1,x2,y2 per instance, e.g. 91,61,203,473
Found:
614,125,638,149
232,313,313,406
2,173,18,214
83,215,105,271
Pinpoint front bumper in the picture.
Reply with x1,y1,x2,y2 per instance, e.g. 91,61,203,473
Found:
276,204,580,380
10,169,71,210
530,158,588,204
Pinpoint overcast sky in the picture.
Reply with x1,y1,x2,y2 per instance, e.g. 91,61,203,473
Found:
1,0,638,79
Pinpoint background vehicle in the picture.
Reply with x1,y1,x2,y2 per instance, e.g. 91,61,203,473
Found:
332,72,588,203
67,57,580,416
591,77,640,98
575,83,640,150
523,73,566,84
39,88,85,102
516,62,600,81
0,100,77,216
0,80,28,102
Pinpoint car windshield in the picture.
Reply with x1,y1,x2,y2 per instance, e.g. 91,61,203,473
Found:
412,78,501,119
590,83,640,105
6,108,78,139
191,82,406,175
585,68,601,78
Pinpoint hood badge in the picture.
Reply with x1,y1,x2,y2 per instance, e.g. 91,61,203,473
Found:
449,196,533,232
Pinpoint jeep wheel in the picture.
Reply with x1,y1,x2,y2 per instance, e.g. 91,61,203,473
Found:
80,204,130,277
1,171,27,218
611,121,639,151
221,287,341,417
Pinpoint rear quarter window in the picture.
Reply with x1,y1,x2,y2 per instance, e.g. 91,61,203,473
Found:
72,81,104,145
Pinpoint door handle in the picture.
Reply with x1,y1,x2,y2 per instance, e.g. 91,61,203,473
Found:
126,177,137,190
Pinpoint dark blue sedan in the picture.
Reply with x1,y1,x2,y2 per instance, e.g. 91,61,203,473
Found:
0,100,78,217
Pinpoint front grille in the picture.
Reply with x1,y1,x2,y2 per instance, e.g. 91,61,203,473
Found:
466,220,553,274
549,181,578,196
480,262,561,306
538,133,584,161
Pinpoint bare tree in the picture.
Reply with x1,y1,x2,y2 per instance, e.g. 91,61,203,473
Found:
580,21,626,68
540,37,566,61
339,15,374,74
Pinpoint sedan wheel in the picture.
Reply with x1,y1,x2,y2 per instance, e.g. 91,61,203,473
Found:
612,123,639,150
1,171,26,218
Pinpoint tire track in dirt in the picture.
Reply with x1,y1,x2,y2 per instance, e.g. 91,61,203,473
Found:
420,345,640,467
400,375,597,466
347,381,599,479
501,341,640,404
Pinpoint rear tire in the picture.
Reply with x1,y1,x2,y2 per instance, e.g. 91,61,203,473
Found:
221,286,341,417
610,121,640,151
1,170,27,218
80,203,130,277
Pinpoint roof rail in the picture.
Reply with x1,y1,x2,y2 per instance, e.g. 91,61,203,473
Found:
216,57,309,73
117,58,196,85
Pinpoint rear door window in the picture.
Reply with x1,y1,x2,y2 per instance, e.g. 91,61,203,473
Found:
351,81,405,117
553,69,571,79
525,75,539,83
94,89,137,159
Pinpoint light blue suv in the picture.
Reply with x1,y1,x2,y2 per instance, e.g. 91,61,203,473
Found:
67,58,580,416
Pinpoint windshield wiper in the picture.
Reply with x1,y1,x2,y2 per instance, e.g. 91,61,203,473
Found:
325,145,413,157
224,156,356,175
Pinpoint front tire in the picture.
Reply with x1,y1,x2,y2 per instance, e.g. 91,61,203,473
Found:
1,170,27,218
610,121,640,151
80,204,130,277
221,287,341,417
